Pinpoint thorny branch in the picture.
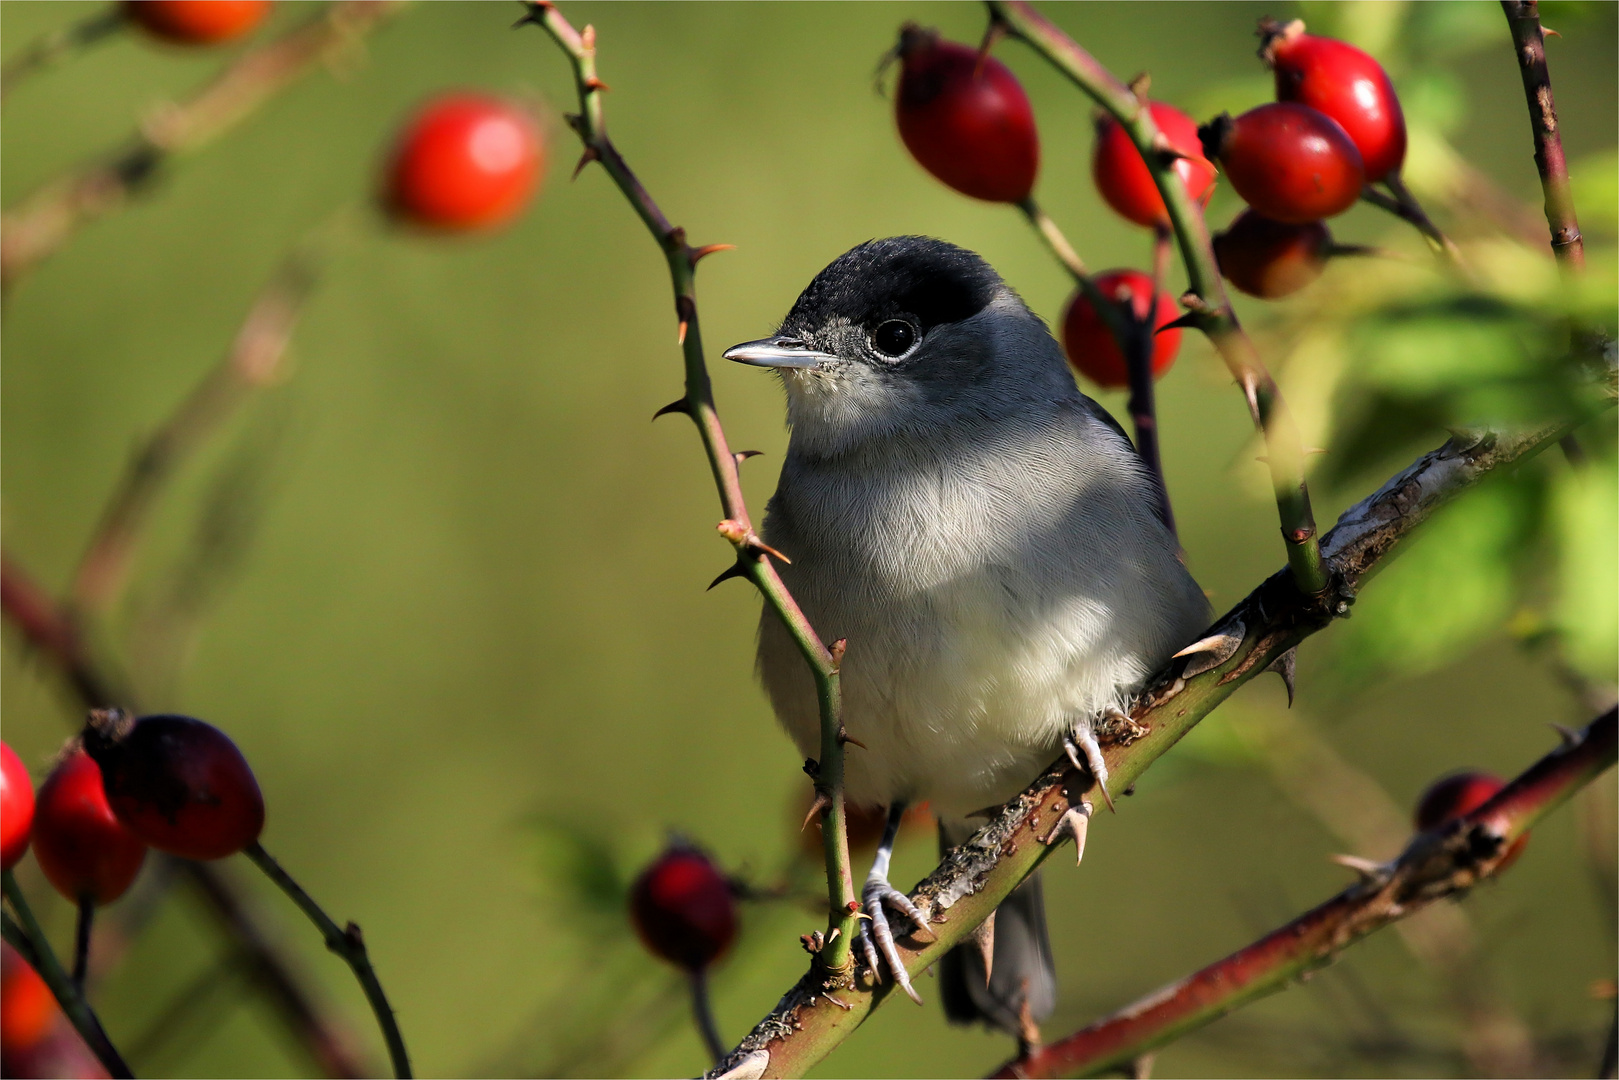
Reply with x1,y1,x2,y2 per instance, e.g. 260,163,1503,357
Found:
1499,0,1584,271
0,0,402,294
994,707,1617,1079
989,0,1325,595
709,398,1613,1078
0,555,370,1079
515,0,862,978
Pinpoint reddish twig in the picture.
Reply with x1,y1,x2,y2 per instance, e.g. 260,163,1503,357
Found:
0,1,401,294
996,708,1615,1079
1126,225,1175,537
517,1,862,984
1500,1,1583,270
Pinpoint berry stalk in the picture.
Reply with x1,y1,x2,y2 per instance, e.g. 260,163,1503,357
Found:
989,0,1327,595
516,0,862,978
1,870,133,1078
1126,226,1176,538
241,843,411,1079
1499,0,1584,271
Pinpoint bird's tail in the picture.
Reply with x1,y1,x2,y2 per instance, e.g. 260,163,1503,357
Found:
937,819,1056,1043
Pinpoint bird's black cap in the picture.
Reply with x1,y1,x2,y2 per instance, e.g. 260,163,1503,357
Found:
780,236,1002,338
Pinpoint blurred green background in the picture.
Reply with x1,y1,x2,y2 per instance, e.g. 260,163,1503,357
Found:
2,2,1614,1077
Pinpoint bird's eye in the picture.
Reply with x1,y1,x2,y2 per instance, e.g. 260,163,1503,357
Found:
872,320,917,357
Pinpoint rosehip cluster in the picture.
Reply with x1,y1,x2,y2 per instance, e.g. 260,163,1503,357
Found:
630,842,738,973
1200,19,1404,299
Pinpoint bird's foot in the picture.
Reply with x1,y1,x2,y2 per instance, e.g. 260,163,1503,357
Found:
854,872,931,1004
1063,720,1116,813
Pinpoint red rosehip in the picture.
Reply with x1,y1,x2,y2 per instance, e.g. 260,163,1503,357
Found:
1092,101,1217,229
384,94,544,232
630,844,737,971
892,24,1039,204
32,749,145,905
124,0,272,45
1414,770,1527,870
1,943,56,1054
1,742,34,871
1200,103,1364,224
1061,270,1182,389
1212,210,1332,299
86,713,264,861
1261,19,1406,184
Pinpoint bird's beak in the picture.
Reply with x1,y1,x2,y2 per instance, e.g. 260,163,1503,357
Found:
722,336,836,370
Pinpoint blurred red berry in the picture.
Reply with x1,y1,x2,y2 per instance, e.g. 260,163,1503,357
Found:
1200,103,1364,224
1061,270,1182,389
87,713,264,861
630,844,737,971
124,0,272,45
384,94,544,232
1414,770,1527,870
1261,19,1406,183
2,742,34,871
32,749,145,905
893,24,1039,204
1,943,55,1054
1212,210,1332,299
1092,101,1217,229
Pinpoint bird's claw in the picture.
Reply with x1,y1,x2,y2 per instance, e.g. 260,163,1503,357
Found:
1064,721,1116,813
854,876,929,1004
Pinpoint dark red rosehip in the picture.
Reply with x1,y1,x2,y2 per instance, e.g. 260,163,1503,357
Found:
33,749,145,905
1414,770,1527,870
1092,101,1218,229
125,0,272,45
1261,19,1406,184
384,94,544,232
893,24,1039,204
87,713,264,861
1200,103,1364,224
1,742,33,871
630,844,737,971
1061,270,1182,389
1212,210,1332,299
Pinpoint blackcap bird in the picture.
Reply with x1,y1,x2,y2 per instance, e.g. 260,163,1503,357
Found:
725,236,1209,1037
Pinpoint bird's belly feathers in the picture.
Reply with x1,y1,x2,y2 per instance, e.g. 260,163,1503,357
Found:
756,432,1207,817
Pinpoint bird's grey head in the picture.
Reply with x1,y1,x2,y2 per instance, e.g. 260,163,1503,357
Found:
724,236,1077,457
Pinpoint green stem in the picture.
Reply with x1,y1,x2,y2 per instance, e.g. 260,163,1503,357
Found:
2,871,133,1078
242,844,412,1079
1499,0,1584,271
518,1,860,973
992,0,1326,595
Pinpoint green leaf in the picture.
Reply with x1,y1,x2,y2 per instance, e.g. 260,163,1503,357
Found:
1330,471,1545,681
1552,455,1619,680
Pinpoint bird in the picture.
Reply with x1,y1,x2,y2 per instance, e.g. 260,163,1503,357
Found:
723,236,1210,1041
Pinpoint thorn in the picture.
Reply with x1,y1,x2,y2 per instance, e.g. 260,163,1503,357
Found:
510,2,550,29
1150,131,1190,162
1043,802,1093,866
652,398,689,421
707,562,748,591
689,242,736,267
677,319,688,346
580,23,595,50
1330,853,1387,881
837,726,867,750
1549,722,1584,748
570,146,599,180
801,791,831,831
583,76,610,92
1542,25,1561,37
968,911,996,987
1158,310,1201,333
1127,71,1151,100
734,449,764,465
1265,647,1297,706
1172,620,1246,678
